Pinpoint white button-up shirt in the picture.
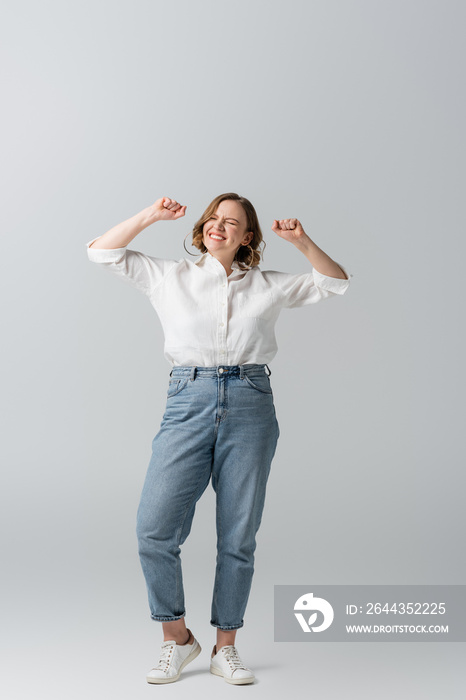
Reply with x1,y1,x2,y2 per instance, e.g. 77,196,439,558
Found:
86,238,352,367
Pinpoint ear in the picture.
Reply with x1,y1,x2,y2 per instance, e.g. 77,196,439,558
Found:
243,231,253,246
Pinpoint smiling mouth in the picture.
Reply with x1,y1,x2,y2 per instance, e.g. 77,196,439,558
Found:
209,233,225,240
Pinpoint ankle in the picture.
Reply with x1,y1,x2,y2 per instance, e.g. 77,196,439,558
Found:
163,629,191,645
216,640,236,652
178,629,193,646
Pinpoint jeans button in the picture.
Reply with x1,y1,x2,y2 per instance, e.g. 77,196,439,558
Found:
218,367,224,374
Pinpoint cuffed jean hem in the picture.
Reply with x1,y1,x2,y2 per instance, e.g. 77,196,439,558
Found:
151,613,186,622
210,620,244,631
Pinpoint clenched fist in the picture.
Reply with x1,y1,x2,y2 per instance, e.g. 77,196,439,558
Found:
151,197,187,222
272,218,306,244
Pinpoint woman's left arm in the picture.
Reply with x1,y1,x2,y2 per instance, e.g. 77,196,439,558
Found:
272,219,349,280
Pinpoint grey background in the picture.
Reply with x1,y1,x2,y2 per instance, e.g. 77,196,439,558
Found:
1,0,465,697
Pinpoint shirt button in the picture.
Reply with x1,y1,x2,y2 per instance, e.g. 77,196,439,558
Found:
219,322,224,327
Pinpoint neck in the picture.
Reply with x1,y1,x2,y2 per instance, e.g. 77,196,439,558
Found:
207,250,235,276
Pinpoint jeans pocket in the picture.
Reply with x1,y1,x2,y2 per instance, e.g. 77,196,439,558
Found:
243,374,273,394
167,377,189,398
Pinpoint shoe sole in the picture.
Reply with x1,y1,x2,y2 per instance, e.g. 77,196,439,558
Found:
146,642,202,684
210,665,255,685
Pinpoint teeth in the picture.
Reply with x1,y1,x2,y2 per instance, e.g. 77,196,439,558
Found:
210,234,224,240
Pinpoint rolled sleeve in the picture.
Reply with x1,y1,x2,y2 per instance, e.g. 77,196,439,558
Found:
265,263,353,308
86,237,127,264
85,237,177,296
311,264,353,294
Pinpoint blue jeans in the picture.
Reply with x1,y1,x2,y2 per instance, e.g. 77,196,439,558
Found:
136,364,280,631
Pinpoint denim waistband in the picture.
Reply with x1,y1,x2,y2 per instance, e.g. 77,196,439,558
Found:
169,364,271,379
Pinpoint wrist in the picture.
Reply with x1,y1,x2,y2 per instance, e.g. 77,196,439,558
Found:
292,232,313,252
141,205,161,227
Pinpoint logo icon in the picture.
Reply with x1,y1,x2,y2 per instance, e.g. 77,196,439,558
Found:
294,592,334,632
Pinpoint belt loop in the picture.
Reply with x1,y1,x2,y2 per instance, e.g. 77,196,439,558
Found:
265,364,271,376
240,365,245,379
190,366,197,381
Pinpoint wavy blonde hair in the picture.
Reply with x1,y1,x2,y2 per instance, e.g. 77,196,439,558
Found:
189,192,265,270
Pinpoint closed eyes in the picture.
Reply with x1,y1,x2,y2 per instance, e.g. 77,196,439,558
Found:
210,216,237,224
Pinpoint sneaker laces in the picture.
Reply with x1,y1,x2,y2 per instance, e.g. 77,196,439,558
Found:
222,645,248,670
154,641,176,671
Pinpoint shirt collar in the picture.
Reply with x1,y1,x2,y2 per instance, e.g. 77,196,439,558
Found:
193,252,245,277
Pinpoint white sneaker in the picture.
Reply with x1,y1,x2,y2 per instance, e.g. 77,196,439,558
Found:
146,629,201,684
210,644,255,685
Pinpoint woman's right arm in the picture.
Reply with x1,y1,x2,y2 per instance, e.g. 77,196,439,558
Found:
89,197,187,249
86,197,187,297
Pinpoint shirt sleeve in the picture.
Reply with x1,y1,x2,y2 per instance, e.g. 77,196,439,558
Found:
85,237,178,296
264,263,353,308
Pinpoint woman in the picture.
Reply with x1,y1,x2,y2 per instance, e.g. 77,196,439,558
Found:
86,193,352,685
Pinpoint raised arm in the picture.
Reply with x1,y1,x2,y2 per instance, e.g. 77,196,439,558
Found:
272,218,348,280
90,197,187,250
86,197,188,297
